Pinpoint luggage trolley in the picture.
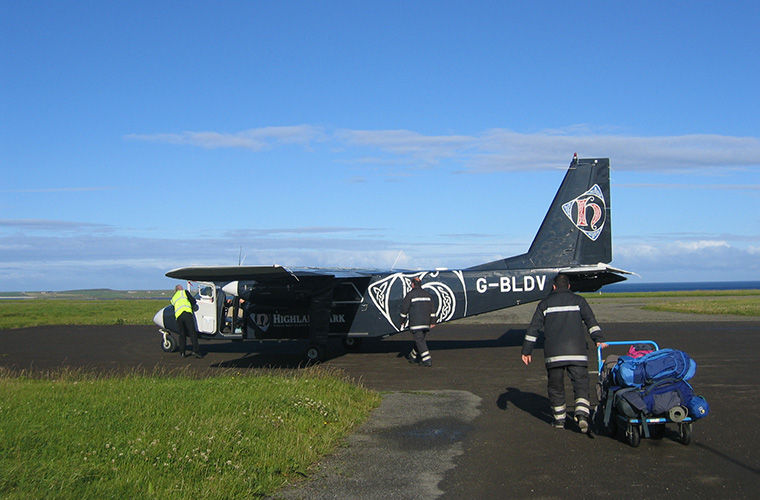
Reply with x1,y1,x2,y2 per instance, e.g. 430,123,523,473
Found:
594,340,693,447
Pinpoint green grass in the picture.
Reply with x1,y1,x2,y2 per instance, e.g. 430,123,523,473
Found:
641,298,760,316
0,367,381,499
582,289,760,316
3,289,760,330
0,299,163,329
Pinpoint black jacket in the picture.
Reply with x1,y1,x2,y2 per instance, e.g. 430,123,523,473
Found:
522,289,603,368
399,287,436,331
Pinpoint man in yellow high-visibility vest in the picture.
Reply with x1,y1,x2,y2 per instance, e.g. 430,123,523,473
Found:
171,284,202,358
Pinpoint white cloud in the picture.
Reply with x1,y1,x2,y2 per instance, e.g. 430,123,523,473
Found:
2,224,758,289
613,238,759,282
0,187,114,193
616,239,731,258
335,129,474,166
125,125,760,173
125,125,327,151
0,219,113,233
618,183,760,191
674,240,730,252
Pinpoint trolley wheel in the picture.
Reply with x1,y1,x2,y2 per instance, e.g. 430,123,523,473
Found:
678,422,692,445
626,424,641,448
342,337,362,350
161,331,177,353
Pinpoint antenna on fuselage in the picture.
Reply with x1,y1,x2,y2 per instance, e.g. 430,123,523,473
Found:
391,250,403,270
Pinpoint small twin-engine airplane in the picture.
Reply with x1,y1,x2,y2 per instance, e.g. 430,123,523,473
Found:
153,155,631,361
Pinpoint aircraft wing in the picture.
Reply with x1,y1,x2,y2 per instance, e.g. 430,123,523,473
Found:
165,265,301,283
165,265,375,283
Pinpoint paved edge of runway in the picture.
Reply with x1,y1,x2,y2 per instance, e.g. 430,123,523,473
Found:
272,390,482,500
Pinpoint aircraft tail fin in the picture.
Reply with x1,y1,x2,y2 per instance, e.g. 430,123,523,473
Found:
470,155,612,271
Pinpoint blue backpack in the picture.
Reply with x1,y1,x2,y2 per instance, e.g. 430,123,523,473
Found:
614,378,695,418
613,348,697,387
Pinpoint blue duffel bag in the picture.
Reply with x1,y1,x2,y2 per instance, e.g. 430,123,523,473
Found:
613,348,697,387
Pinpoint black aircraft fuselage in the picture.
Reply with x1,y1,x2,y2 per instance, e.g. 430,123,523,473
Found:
153,156,630,356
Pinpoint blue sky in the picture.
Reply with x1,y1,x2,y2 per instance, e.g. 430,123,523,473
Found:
1,1,759,291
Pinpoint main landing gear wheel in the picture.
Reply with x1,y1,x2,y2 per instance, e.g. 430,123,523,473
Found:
160,331,178,353
304,345,323,364
342,337,363,350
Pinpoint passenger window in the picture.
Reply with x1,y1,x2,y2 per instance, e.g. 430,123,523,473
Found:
333,283,362,303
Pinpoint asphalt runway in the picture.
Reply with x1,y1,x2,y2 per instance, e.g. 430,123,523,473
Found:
2,309,759,498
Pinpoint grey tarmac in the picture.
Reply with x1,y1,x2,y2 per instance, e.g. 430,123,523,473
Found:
1,301,758,499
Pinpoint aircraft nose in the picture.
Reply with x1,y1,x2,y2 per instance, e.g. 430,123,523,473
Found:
153,307,166,328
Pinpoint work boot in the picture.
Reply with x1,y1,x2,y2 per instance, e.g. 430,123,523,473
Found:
421,360,432,367
552,419,565,429
406,352,418,364
576,416,589,434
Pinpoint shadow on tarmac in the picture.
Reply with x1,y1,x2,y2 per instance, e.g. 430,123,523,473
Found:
497,387,552,424
201,327,533,369
694,443,760,476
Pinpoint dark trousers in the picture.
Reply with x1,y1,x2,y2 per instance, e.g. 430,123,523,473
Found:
177,312,199,353
411,329,431,362
547,364,589,418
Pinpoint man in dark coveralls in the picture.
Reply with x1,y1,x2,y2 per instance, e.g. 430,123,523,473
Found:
399,277,437,367
521,274,607,432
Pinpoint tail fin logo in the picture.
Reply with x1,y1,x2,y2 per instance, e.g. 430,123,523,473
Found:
562,184,606,241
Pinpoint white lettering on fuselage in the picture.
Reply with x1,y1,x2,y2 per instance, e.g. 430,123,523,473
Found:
476,275,547,294
271,313,346,325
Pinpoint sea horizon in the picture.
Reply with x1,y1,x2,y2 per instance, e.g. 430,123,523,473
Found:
602,280,760,293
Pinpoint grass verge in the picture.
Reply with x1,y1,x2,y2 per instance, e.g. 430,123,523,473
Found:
587,289,760,299
0,367,381,499
640,298,760,316
0,299,162,329
3,290,760,330
583,290,760,317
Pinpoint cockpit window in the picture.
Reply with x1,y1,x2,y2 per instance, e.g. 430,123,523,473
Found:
188,282,215,301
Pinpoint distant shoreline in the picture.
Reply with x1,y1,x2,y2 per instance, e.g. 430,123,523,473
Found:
603,280,760,293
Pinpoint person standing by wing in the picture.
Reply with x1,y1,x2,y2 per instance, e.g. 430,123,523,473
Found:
171,284,202,359
521,274,606,432
399,277,437,367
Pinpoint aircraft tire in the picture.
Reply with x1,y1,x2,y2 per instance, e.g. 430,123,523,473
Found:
160,331,178,353
342,337,363,350
304,345,323,364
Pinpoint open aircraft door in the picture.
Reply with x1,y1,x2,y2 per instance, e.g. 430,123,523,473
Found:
189,282,223,334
